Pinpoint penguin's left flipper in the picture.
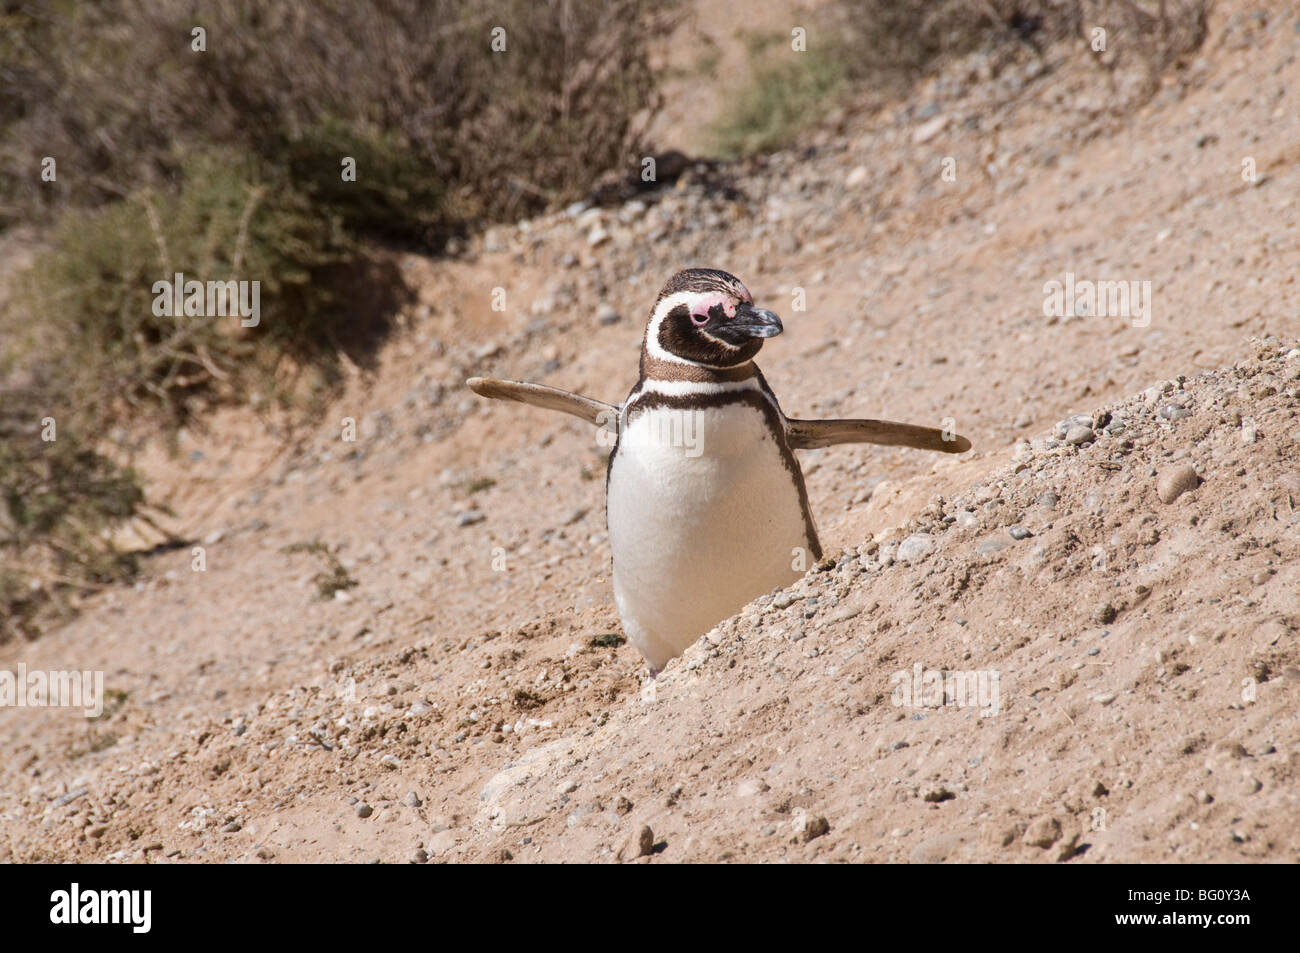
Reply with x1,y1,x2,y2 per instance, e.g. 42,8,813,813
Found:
467,377,619,433
785,417,971,454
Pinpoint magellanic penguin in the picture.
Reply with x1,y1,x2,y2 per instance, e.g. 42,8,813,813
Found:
468,268,971,673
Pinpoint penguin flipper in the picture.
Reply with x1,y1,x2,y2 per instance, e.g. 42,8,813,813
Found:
785,417,971,454
467,377,619,433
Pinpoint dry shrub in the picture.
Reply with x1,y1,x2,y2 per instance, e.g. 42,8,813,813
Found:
1,0,674,238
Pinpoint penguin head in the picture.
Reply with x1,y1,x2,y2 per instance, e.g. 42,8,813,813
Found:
646,268,783,367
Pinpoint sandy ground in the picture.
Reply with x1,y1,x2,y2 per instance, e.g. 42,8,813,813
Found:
1,1,1298,863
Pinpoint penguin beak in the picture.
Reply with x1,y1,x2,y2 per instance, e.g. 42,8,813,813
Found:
716,304,783,344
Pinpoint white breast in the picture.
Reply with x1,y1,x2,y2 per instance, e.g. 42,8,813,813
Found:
607,398,812,671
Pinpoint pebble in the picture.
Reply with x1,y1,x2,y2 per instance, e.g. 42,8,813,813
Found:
897,533,935,562
356,802,374,819
411,848,429,864
1022,816,1062,849
1065,425,1095,446
402,792,422,807
1156,463,1200,503
619,824,655,860
457,510,485,527
802,816,831,842
1007,525,1033,540
772,592,798,609
1158,402,1191,421
908,831,966,862
1093,692,1116,706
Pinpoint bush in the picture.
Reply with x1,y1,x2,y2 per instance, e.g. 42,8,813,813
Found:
13,151,358,423
0,0,673,241
0,383,145,642
709,0,1213,156
0,0,676,639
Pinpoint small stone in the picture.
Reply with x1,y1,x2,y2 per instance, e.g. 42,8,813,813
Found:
1158,402,1191,420
802,816,831,842
356,802,374,819
909,831,967,862
1156,463,1200,503
619,824,655,860
922,786,956,803
1023,816,1062,849
457,510,485,527
1093,692,1116,706
597,305,621,326
402,792,422,807
1007,525,1033,540
1095,603,1117,625
411,848,429,864
897,533,935,562
1065,425,1095,446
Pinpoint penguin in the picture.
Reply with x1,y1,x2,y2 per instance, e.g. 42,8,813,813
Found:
468,268,971,672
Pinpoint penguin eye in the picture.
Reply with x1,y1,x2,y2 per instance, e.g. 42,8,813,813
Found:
690,311,710,327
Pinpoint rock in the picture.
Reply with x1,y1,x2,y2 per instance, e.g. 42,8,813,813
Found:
597,304,621,325
772,592,797,609
1007,525,1033,540
846,165,869,188
618,824,655,860
1023,816,1062,849
1158,402,1191,420
356,802,374,819
1156,463,1200,503
976,536,1011,555
1093,692,1116,706
1065,425,1095,445
402,792,422,807
1055,414,1093,438
457,510,486,527
922,786,956,803
909,831,968,862
411,848,429,864
802,815,830,842
1095,603,1117,625
912,115,949,144
897,533,935,562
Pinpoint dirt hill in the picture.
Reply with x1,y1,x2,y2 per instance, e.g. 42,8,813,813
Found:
1,1,1297,863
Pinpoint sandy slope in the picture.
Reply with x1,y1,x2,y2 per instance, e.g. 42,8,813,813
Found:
1,1,1297,863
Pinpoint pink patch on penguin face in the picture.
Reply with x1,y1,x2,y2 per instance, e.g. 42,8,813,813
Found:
688,292,737,325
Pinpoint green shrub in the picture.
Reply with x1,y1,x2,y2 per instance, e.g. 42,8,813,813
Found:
14,151,356,423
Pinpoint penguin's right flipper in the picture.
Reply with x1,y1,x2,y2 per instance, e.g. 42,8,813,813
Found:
467,377,619,433
785,417,971,454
